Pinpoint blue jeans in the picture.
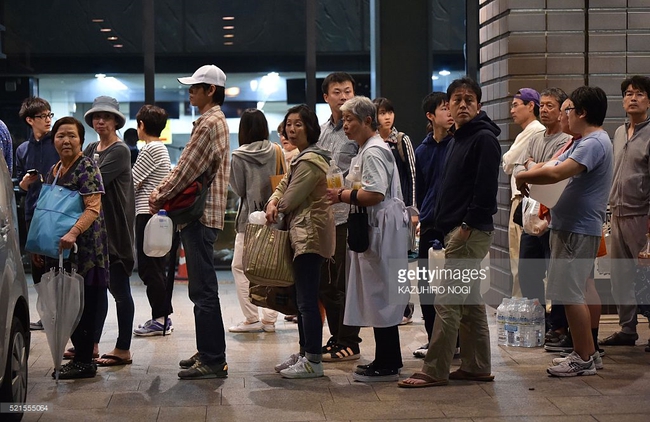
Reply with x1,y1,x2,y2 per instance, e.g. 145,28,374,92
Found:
180,220,226,365
295,253,324,358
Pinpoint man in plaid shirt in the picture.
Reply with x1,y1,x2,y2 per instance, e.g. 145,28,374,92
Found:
150,64,231,380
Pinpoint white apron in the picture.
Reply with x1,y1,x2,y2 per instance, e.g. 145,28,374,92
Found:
344,137,410,328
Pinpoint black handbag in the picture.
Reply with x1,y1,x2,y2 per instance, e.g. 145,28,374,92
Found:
347,190,369,253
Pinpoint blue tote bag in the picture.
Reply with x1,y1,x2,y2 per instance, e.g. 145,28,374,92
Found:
26,169,84,259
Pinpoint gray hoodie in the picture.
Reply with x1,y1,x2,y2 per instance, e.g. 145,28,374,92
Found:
230,140,282,232
609,118,650,217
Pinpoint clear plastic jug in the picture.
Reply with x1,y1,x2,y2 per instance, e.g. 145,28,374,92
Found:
326,159,344,188
144,210,174,257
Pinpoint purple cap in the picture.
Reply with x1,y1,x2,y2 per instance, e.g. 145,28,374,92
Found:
514,88,540,107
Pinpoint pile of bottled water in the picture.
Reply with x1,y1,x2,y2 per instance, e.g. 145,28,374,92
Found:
496,297,545,347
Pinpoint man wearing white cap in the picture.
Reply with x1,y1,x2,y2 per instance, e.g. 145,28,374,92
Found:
149,64,231,379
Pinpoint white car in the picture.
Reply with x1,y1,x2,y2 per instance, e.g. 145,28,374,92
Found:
0,155,30,421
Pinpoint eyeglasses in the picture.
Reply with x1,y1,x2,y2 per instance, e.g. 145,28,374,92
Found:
34,113,54,120
564,107,575,115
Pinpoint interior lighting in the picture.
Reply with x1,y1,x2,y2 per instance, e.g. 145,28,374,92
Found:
224,34,234,38
431,75,439,80
224,42,234,46
260,72,280,95
113,44,123,48
225,87,240,97
108,36,118,41
222,16,235,20
100,28,112,32
438,70,451,76
223,26,234,30
95,73,106,79
92,19,104,23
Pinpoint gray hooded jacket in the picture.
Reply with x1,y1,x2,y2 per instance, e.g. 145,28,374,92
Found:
230,139,283,232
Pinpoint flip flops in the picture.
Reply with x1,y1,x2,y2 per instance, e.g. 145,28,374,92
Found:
397,372,449,388
95,354,133,367
448,369,494,382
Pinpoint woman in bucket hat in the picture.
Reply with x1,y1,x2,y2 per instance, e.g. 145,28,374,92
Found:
81,96,136,367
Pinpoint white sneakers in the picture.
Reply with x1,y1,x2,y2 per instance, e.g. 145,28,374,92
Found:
552,350,603,370
548,351,598,377
228,320,275,333
274,353,301,373
279,356,323,379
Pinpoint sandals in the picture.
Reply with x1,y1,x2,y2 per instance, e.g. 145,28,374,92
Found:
449,369,494,382
322,345,360,362
95,354,133,367
397,372,448,388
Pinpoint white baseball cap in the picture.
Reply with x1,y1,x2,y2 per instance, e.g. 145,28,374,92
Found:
177,65,227,87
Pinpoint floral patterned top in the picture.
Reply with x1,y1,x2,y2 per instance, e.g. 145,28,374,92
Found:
45,155,109,287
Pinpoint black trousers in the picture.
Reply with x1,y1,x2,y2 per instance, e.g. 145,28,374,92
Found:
136,214,172,319
71,284,106,364
319,223,361,347
373,325,402,369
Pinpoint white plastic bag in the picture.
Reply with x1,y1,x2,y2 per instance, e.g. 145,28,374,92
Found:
248,211,267,225
522,196,548,236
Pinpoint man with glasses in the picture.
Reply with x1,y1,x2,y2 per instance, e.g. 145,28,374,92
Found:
16,97,59,330
0,119,12,173
149,64,230,379
502,88,545,297
517,86,612,376
602,75,650,352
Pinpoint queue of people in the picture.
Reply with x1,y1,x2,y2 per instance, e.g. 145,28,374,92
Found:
11,67,650,385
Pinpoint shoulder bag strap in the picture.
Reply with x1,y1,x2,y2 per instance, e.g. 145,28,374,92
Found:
275,143,286,175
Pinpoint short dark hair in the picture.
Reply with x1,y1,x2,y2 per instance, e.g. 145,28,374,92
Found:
372,97,394,113
194,83,225,106
238,108,270,146
620,75,650,97
321,72,356,95
540,87,568,108
447,77,482,104
52,117,85,147
421,91,448,115
570,86,608,127
282,104,320,145
123,128,138,147
136,104,168,137
19,96,51,124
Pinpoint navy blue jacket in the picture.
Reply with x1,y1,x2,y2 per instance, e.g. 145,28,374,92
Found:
434,111,501,235
15,132,59,222
415,132,452,227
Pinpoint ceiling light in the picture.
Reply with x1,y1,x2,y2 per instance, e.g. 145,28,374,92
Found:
113,44,123,48
100,28,111,32
431,75,439,80
224,34,234,38
223,26,234,30
92,19,104,23
224,42,234,46
108,36,118,41
222,16,235,20
95,73,106,79
438,70,451,76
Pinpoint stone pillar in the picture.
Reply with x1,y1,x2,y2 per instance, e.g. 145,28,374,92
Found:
477,0,650,304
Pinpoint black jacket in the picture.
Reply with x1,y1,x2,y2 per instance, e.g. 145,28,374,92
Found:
434,111,501,235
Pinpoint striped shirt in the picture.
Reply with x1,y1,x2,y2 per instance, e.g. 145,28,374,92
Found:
133,141,171,215
150,105,230,229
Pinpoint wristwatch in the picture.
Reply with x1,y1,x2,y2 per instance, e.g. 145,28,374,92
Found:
461,222,471,231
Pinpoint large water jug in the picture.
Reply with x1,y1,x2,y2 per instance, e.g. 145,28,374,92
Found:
529,160,570,208
144,210,174,257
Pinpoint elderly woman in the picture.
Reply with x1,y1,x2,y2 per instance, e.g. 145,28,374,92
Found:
83,96,136,367
22,117,109,378
326,95,410,383
132,105,173,336
266,104,335,379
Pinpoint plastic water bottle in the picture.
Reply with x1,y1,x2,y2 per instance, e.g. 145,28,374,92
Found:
427,240,445,287
326,159,344,188
348,164,362,190
505,298,518,346
496,298,510,346
520,300,534,347
144,210,173,257
532,299,546,347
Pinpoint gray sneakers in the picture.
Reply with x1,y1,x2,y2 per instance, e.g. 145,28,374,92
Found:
279,356,323,379
548,351,597,377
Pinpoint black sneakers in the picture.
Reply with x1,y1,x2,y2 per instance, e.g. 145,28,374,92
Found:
178,359,228,380
179,352,199,369
352,362,400,382
544,334,573,353
53,361,97,379
599,331,638,346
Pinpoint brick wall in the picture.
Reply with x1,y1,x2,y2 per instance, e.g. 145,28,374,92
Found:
477,0,650,304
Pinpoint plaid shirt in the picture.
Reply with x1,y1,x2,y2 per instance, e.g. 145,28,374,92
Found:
150,105,230,229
